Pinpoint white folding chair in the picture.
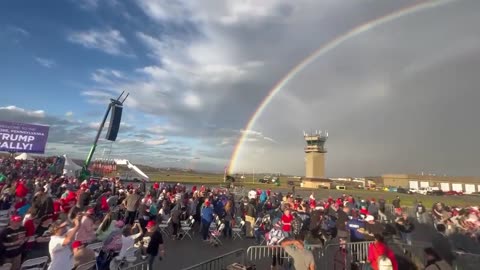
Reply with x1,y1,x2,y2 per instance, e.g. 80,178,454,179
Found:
232,220,245,240
86,242,103,257
180,216,195,240
76,260,96,270
20,256,49,270
159,217,172,235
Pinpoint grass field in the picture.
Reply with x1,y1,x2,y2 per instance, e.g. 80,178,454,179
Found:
144,171,480,207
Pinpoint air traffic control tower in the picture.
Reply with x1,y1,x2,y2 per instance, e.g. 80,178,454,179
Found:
304,130,328,178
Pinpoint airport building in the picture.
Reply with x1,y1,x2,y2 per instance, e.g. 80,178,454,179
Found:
301,131,332,188
382,174,480,194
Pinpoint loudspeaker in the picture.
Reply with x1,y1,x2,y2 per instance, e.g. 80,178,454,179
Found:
106,104,123,141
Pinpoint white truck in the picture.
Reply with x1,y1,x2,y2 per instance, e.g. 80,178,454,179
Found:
418,186,439,195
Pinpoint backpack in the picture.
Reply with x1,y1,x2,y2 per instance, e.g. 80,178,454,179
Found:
378,255,393,270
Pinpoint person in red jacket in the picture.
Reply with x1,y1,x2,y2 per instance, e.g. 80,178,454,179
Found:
367,234,398,270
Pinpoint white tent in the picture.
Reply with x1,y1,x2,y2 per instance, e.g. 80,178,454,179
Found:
63,154,82,177
15,153,35,161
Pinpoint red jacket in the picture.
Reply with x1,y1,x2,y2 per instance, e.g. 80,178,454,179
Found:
367,242,398,270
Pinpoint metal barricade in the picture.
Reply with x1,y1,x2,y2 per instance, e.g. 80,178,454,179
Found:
453,251,480,270
120,261,149,270
182,249,246,270
394,241,432,268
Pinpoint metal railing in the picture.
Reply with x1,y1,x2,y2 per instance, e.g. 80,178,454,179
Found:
119,260,149,270
453,251,480,270
182,249,246,270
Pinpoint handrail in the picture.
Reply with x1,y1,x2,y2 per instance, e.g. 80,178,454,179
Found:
182,249,246,270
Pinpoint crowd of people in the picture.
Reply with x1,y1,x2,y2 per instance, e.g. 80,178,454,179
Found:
0,155,477,270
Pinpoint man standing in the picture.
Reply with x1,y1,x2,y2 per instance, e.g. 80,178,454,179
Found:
0,215,27,270
48,217,81,270
123,189,141,225
281,237,315,270
245,199,257,238
392,196,401,216
142,221,165,269
201,201,214,241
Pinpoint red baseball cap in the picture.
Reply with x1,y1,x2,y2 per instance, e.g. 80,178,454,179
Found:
10,215,22,223
72,241,83,249
86,208,95,215
146,221,156,228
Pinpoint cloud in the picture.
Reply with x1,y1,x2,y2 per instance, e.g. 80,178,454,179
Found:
34,57,55,68
0,106,45,118
59,0,480,174
65,111,74,117
91,69,124,84
67,29,129,56
6,25,29,37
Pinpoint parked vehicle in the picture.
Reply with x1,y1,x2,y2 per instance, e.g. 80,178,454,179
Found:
397,187,408,194
408,188,418,194
444,190,463,196
336,185,346,190
418,187,440,195
427,190,444,196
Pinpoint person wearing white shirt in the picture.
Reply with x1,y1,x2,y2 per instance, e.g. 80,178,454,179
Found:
118,222,143,259
48,217,81,270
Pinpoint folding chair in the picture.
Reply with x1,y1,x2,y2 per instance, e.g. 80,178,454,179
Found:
208,223,225,246
232,220,245,240
86,242,104,257
76,260,96,270
158,217,172,236
20,256,49,270
180,216,195,240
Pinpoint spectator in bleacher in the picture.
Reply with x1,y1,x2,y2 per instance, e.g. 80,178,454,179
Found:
48,217,81,270
72,241,95,270
423,247,452,270
0,215,27,270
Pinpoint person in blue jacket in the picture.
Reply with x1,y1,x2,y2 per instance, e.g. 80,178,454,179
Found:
201,201,214,241
346,211,366,242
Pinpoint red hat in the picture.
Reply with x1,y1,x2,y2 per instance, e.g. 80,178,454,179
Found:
146,221,156,228
72,241,83,249
10,215,22,223
86,208,95,215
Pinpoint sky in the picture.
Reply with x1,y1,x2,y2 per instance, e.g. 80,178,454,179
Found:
1,0,480,177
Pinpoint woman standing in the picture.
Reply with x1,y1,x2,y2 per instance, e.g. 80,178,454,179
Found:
223,200,234,238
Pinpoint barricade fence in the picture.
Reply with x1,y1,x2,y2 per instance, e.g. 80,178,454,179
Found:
453,251,480,270
119,260,149,270
181,249,246,270
246,240,436,270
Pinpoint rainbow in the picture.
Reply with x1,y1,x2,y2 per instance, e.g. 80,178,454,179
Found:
228,0,458,173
